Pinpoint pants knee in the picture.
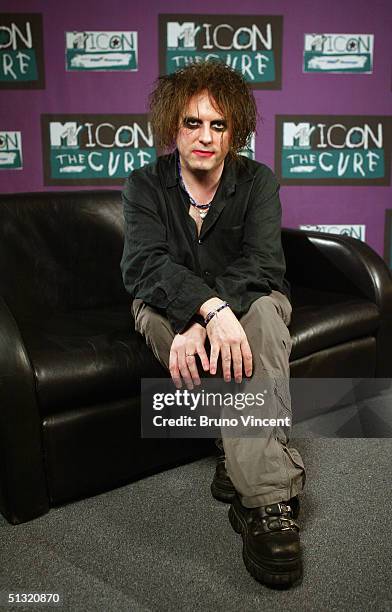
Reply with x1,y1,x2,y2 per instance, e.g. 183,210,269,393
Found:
241,296,283,339
240,296,292,367
132,300,175,369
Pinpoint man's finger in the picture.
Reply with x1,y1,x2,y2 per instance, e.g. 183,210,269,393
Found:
241,339,253,377
221,344,232,382
185,354,201,386
209,344,220,376
178,353,194,390
231,343,243,383
196,343,210,372
169,350,182,389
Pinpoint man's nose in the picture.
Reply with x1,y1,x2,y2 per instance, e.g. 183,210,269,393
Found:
198,123,213,144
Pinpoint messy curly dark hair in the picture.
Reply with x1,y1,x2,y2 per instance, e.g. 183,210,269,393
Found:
149,61,258,159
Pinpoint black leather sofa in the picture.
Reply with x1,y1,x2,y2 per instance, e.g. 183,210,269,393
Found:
1,191,391,525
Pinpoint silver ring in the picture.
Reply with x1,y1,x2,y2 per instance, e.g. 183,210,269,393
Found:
186,353,195,357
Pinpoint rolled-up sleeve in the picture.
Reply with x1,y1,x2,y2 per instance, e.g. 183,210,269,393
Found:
120,173,216,333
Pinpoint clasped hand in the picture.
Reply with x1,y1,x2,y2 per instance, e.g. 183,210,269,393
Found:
169,308,253,389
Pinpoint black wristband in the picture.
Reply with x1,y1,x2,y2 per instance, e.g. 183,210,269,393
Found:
204,302,229,326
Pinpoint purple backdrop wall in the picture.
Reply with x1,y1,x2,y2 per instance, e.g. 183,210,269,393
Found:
1,0,391,258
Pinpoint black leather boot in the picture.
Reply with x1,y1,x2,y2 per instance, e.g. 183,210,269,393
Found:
210,457,236,503
211,459,300,521
229,495,302,589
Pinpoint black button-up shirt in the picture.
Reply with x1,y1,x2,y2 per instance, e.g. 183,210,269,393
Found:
121,151,288,333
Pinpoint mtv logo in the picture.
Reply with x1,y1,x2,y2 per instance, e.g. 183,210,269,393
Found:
283,123,315,148
167,22,200,48
309,35,324,51
49,122,80,147
68,31,89,49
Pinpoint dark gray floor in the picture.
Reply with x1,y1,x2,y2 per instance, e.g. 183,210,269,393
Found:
1,439,391,612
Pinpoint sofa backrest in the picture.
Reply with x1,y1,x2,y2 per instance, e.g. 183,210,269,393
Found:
2,190,389,325
0,191,129,320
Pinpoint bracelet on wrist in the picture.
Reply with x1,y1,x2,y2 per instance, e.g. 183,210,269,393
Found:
204,302,229,326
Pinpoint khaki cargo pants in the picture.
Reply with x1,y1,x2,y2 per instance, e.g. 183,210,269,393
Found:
132,290,306,508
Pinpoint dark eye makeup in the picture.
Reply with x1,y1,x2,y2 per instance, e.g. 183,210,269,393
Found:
183,117,227,131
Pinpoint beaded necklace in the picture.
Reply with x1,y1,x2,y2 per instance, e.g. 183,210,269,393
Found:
177,157,214,219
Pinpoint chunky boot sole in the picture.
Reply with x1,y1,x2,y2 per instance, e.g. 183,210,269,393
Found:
228,505,303,589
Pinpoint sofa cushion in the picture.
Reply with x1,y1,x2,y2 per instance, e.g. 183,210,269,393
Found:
289,288,380,360
19,289,380,417
19,304,165,417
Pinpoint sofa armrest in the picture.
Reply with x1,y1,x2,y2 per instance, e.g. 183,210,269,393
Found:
282,228,392,313
0,297,49,523
282,228,392,376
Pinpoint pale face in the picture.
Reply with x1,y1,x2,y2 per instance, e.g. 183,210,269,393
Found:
176,90,231,178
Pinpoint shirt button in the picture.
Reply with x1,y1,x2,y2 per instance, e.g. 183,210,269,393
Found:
198,239,202,244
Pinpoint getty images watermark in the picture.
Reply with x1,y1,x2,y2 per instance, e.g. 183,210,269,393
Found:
141,378,292,438
141,378,392,439
152,388,290,428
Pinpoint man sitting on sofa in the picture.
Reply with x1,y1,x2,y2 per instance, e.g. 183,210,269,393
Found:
120,61,306,589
